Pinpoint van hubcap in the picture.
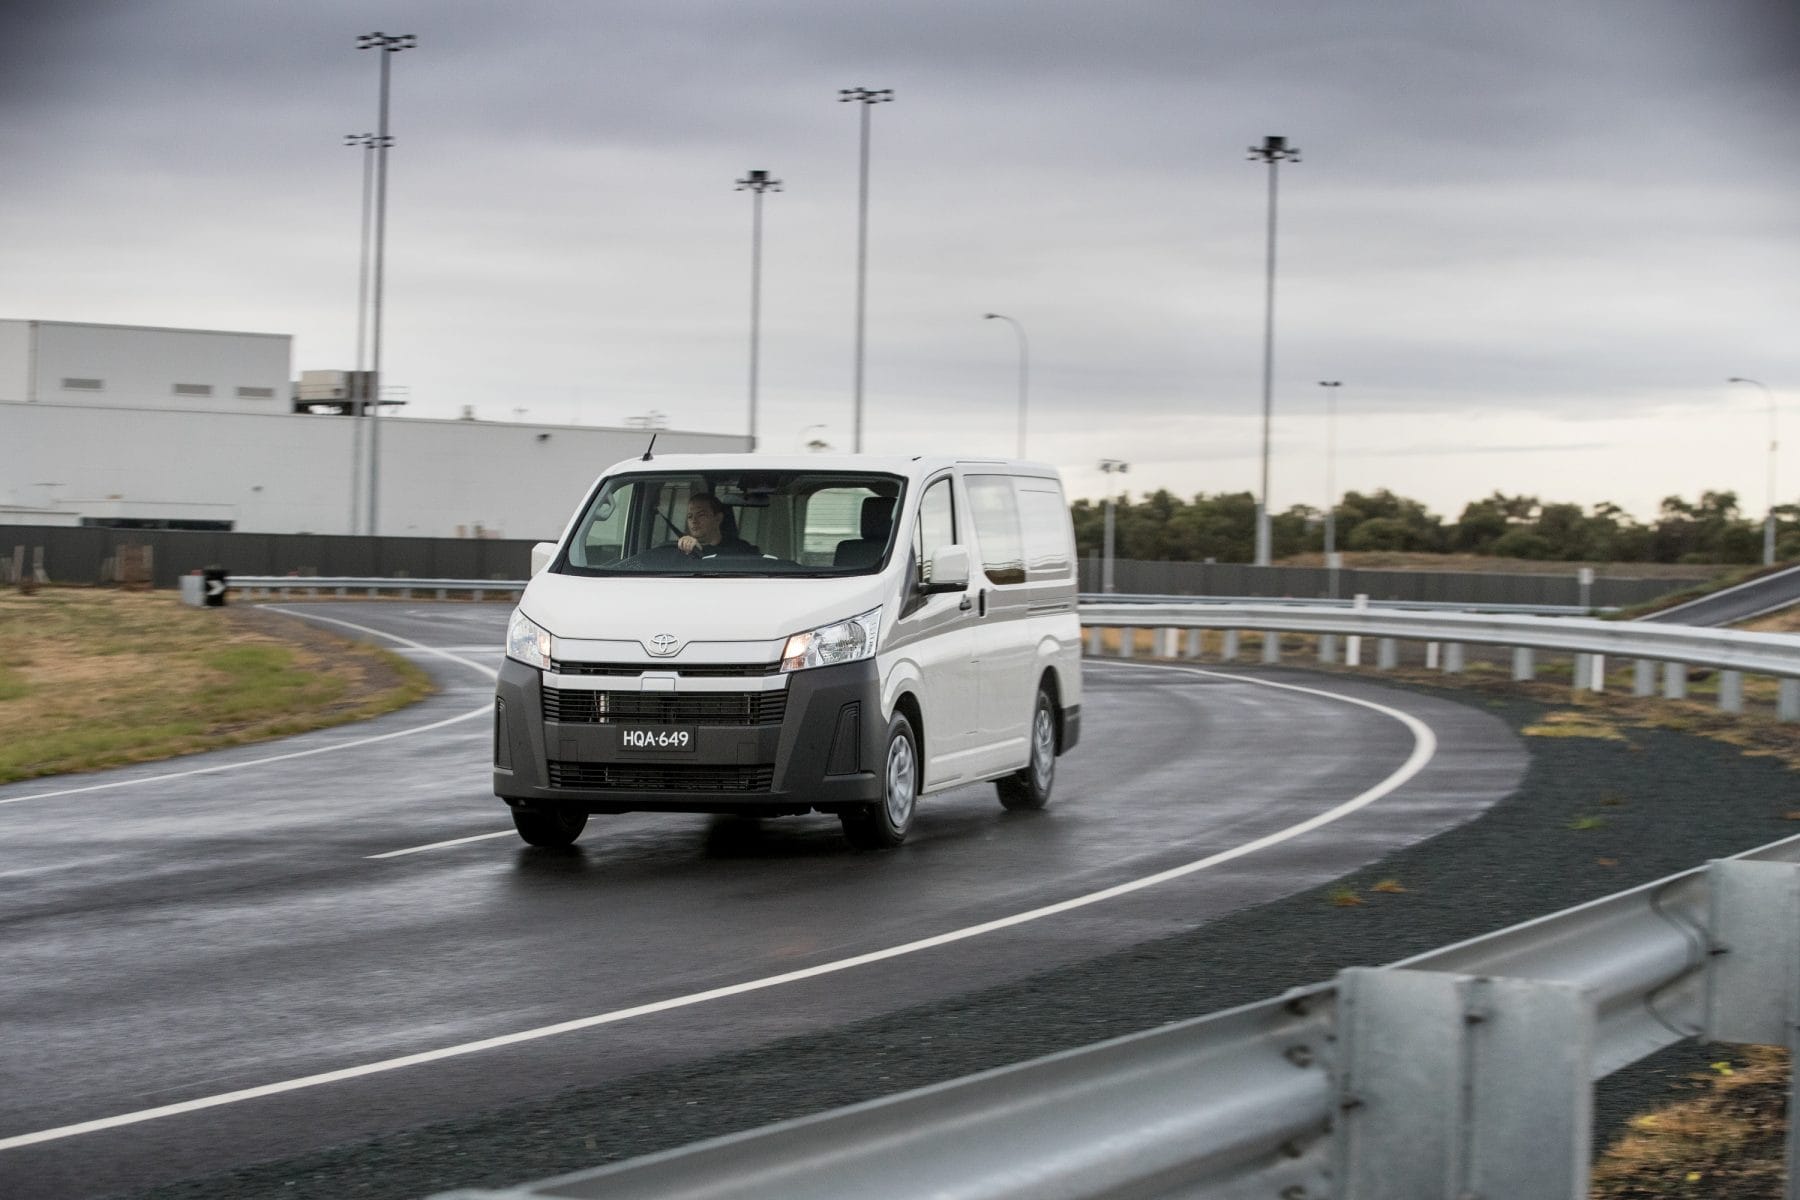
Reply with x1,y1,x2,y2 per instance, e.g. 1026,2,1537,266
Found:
885,733,916,827
1031,704,1055,791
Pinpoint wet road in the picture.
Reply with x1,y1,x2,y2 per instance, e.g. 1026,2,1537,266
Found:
0,602,1527,1199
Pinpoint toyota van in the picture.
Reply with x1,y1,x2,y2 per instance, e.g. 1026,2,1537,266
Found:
493,453,1082,849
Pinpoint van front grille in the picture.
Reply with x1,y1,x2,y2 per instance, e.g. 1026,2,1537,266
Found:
542,689,787,726
550,660,781,678
546,761,775,793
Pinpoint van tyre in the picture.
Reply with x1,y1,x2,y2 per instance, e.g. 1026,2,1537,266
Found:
512,805,588,847
842,711,918,850
997,688,1056,811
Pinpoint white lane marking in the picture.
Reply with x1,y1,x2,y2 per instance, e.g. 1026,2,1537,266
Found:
0,608,498,808
0,707,491,806
367,831,514,859
0,660,1435,1151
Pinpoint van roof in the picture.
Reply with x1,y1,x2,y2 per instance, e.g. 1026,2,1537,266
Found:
596,453,1064,483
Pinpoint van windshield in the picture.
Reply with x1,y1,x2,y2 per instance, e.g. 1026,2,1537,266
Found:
555,470,908,577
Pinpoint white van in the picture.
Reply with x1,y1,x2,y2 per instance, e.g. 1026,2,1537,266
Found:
494,453,1083,850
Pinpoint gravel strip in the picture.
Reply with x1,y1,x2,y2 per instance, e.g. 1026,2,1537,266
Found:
124,681,1799,1200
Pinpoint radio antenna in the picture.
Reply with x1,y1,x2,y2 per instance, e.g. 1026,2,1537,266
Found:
641,433,658,461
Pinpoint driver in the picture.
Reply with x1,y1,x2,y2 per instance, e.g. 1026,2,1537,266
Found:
677,493,759,558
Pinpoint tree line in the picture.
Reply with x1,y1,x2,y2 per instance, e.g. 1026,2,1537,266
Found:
1068,489,1800,565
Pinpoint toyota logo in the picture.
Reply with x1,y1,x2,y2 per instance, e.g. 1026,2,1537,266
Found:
648,633,679,656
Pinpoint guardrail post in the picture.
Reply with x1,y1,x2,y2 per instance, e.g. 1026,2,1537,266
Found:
1118,627,1136,659
1633,659,1655,697
1700,860,1800,1200
1159,627,1180,658
1221,629,1239,661
1085,626,1102,656
1334,967,1593,1200
1718,670,1744,714
1780,679,1800,723
1319,633,1337,665
1589,653,1606,693
1260,631,1280,664
1377,637,1397,670
1425,641,1439,670
1572,653,1590,696
474,588,485,602
1663,662,1687,700
1512,647,1534,681
1442,643,1464,674
1347,594,1367,666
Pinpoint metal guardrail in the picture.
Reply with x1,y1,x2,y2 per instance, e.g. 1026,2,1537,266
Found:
432,835,1800,1200
1080,599,1800,720
1080,591,1611,616
223,575,527,600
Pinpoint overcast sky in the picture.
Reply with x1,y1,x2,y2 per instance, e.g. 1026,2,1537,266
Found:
4,0,1797,519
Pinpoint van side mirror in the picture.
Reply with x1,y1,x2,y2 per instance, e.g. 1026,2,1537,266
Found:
921,545,970,594
530,542,557,576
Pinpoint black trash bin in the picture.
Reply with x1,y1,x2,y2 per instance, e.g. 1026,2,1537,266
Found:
203,566,229,607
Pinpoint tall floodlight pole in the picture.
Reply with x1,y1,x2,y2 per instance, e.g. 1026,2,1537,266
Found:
344,133,379,535
357,31,416,536
839,87,893,453
1728,376,1779,565
736,169,782,451
1318,380,1342,597
1247,135,1300,566
1099,459,1129,593
982,313,1029,457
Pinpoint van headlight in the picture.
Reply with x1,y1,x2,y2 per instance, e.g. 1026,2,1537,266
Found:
506,608,552,670
781,607,881,673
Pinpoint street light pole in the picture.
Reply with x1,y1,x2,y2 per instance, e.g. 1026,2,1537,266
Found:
1247,135,1300,566
344,132,379,535
983,313,1029,458
357,31,415,536
1318,380,1342,597
839,86,892,453
1728,376,1779,565
1099,459,1129,593
736,169,782,452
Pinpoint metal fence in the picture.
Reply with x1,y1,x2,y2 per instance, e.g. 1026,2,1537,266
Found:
433,837,1800,1200
1078,556,1692,610
0,524,536,589
3,524,1701,609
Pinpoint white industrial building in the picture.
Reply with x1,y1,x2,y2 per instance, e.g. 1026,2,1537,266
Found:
0,319,749,538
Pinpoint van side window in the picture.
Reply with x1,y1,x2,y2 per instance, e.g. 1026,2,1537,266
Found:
966,475,1026,585
571,479,638,566
1017,482,1075,578
914,477,956,584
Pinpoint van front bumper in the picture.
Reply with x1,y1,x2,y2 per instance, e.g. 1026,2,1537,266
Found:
492,657,886,815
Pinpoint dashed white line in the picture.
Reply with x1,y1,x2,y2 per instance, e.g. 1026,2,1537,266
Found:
367,830,514,859
0,659,1435,1151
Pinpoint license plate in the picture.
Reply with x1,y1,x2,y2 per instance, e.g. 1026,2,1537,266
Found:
619,726,696,752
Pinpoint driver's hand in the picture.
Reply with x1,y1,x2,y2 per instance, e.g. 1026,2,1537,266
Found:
677,535,699,554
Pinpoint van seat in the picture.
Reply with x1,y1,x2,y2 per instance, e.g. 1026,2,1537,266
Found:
833,497,896,568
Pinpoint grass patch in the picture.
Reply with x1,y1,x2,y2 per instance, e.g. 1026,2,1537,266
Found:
1568,814,1607,831
1522,710,1628,741
1591,1048,1791,1198
0,588,434,783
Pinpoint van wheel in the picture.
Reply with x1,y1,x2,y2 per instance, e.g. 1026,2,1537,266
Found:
512,805,588,847
842,712,917,850
997,689,1056,811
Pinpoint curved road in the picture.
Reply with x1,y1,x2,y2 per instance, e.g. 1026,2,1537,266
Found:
0,602,1527,1199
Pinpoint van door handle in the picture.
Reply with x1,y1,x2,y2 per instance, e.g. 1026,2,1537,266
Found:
958,594,973,612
